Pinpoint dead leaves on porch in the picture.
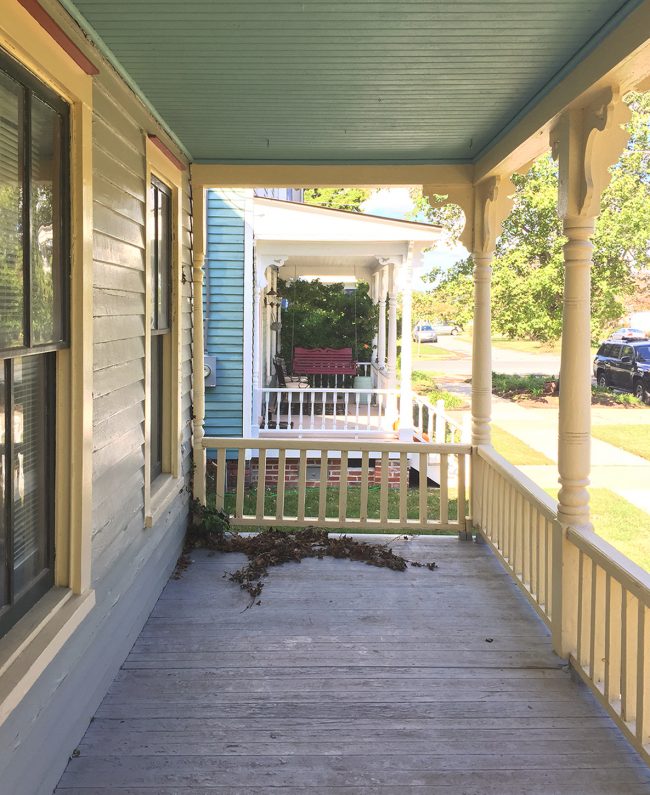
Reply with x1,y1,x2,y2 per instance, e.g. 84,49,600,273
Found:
180,504,436,608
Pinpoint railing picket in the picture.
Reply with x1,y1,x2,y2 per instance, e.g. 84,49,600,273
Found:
235,449,246,518
264,393,270,429
360,451,370,523
419,452,428,525
297,449,307,522
318,449,328,521
636,602,647,743
457,452,466,531
338,451,349,522
439,454,449,526
286,392,292,430
215,448,227,510
343,392,349,430
399,452,408,524
310,392,315,429
298,391,304,430
355,392,361,430
589,561,598,680
577,550,584,666
256,448,267,520
379,451,389,524
276,449,286,521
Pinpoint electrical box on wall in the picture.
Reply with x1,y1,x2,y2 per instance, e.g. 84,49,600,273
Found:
204,355,217,388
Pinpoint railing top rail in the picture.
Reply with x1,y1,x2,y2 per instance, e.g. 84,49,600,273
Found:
567,525,650,603
477,444,559,524
260,387,400,395
203,436,471,455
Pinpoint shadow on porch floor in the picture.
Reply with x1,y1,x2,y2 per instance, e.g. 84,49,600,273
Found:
56,537,650,793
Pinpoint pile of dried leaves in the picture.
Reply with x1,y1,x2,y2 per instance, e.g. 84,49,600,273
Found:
179,502,436,607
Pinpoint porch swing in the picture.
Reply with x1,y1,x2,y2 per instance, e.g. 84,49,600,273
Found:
288,268,358,387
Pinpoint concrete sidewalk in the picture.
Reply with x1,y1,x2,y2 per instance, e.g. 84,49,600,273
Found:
446,383,650,515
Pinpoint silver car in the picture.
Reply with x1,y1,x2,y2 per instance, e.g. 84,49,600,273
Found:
431,321,461,336
412,323,438,343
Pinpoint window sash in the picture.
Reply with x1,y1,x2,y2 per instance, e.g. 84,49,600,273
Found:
0,354,55,637
0,49,70,359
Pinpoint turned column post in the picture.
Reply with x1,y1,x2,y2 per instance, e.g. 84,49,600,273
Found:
551,90,630,530
386,264,398,382
377,269,387,368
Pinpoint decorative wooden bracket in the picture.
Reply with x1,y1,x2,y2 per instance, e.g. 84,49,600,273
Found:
550,86,631,220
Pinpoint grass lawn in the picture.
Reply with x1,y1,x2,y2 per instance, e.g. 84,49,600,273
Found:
412,344,458,360
460,333,596,357
547,487,650,572
591,425,650,460
222,484,465,533
491,424,553,465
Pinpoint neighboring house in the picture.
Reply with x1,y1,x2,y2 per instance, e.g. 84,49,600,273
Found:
203,193,442,441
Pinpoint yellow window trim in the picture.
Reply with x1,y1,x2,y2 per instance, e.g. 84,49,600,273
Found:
144,137,184,527
0,2,94,722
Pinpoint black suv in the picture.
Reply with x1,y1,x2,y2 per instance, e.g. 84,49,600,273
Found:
593,339,650,402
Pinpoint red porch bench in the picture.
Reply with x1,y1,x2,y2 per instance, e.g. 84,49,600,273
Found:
292,347,357,376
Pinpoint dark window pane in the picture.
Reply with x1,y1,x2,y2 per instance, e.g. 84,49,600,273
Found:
31,97,63,346
0,70,24,350
149,182,157,329
158,188,170,330
0,363,7,609
150,335,163,481
12,355,50,597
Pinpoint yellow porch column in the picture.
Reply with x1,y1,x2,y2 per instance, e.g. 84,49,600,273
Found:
470,177,514,447
550,88,630,530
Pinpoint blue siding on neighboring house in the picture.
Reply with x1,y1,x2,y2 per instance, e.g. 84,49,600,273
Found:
204,189,248,440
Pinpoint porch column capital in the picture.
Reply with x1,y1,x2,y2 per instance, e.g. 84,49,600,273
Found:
550,86,630,222
259,254,288,271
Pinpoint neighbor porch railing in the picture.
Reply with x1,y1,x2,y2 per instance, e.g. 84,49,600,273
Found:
259,387,400,434
412,395,471,445
473,445,650,764
203,437,470,533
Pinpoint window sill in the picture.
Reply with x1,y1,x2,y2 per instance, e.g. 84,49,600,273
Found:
145,474,185,528
0,587,95,727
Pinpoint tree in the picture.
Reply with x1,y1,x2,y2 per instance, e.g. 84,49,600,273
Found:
303,188,371,213
277,278,377,361
414,92,650,343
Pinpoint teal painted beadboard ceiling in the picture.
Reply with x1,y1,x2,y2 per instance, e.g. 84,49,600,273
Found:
67,0,640,163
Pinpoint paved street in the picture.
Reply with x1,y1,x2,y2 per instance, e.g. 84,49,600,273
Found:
414,335,561,376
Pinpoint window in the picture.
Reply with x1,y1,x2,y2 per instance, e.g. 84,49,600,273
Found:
149,176,172,483
144,137,182,527
0,51,69,635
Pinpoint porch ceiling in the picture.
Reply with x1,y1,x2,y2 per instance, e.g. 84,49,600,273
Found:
62,0,642,164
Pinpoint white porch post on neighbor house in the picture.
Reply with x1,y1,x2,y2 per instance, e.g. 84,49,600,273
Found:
386,261,398,383
264,269,273,385
376,268,387,368
551,89,630,530
398,244,415,439
251,264,267,436
371,270,380,365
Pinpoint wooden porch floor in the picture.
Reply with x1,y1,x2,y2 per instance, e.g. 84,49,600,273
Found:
56,537,650,794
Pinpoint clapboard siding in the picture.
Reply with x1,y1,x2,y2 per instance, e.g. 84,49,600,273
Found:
204,189,248,440
0,3,194,793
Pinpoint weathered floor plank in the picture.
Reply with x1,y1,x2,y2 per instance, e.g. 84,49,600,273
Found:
56,536,650,793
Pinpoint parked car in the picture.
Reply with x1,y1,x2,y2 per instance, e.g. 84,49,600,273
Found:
593,339,650,402
412,323,438,343
608,327,648,342
431,321,461,336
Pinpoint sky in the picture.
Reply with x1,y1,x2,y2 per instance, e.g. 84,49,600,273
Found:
360,188,468,290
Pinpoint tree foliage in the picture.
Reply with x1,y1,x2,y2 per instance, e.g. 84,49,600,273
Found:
414,92,650,342
278,278,378,360
303,187,372,213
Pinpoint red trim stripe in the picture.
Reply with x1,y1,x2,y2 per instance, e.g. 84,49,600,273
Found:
148,134,187,172
17,0,99,76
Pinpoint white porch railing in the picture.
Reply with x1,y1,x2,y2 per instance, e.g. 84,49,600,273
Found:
203,437,470,533
259,387,400,435
412,395,471,445
473,445,650,764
